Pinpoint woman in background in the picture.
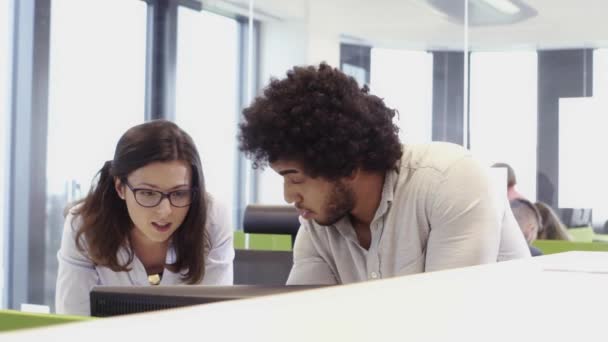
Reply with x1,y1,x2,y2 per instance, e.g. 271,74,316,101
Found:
534,201,572,241
56,120,234,315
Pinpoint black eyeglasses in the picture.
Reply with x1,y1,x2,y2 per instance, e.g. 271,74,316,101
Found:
124,182,196,208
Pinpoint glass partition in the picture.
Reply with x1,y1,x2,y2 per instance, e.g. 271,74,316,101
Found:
250,0,467,204
45,0,146,310
175,8,239,230
467,0,608,230
0,0,13,309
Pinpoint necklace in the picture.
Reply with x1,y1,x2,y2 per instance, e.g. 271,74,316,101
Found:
148,273,162,285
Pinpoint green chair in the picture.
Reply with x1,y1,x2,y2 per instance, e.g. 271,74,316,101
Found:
532,239,608,255
233,231,293,285
234,230,292,251
0,310,92,333
592,232,608,243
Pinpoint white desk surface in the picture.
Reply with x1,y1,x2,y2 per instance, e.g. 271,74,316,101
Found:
4,251,608,341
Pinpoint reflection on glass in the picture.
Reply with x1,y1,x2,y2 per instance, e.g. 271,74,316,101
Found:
559,98,608,219
594,49,608,97
558,53,605,216
175,8,238,228
46,0,146,310
469,51,537,200
0,0,12,308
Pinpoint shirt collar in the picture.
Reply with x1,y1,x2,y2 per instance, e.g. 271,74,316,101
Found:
372,160,400,221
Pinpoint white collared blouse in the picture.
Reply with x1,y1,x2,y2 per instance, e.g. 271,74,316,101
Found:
55,195,234,316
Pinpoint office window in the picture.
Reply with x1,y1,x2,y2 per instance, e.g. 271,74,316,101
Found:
370,48,433,144
45,0,146,309
175,9,239,229
469,51,538,200
0,0,12,309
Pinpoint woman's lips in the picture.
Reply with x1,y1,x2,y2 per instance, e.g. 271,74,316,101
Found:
152,222,171,232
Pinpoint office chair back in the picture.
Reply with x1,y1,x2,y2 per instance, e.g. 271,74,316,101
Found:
234,249,293,285
243,205,300,246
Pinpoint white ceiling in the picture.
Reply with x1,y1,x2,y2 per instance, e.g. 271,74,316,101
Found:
219,0,608,50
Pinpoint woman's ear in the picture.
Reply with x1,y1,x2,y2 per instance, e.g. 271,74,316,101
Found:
114,177,126,200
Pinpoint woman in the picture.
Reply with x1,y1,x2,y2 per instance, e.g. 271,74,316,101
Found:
56,120,234,315
534,201,572,241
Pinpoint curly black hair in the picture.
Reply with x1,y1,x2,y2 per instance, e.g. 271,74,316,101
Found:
238,62,402,180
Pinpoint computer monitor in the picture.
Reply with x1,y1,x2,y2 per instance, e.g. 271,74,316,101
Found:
90,285,320,317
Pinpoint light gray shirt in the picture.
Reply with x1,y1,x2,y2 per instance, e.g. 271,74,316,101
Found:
56,196,234,316
287,142,530,285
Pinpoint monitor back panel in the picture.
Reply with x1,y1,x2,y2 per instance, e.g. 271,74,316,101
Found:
90,285,319,317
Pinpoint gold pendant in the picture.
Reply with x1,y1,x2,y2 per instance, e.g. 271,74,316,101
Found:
148,273,161,285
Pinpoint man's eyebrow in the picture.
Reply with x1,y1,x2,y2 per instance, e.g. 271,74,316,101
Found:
278,169,299,176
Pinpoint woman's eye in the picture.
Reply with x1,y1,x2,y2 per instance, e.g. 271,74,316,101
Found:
140,190,157,197
173,190,190,198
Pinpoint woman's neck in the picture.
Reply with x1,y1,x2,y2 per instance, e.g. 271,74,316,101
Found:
129,229,169,275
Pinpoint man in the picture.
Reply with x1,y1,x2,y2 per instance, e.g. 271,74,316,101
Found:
238,63,530,285
491,162,525,201
510,198,544,256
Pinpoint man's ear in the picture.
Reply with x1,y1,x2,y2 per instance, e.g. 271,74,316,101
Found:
114,178,126,200
345,168,360,182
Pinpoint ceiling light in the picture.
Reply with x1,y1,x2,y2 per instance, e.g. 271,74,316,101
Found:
425,0,537,26
482,0,520,15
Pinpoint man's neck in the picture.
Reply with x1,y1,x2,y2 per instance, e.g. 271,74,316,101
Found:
349,171,386,228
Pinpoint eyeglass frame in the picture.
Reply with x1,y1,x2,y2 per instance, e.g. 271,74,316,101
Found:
123,181,197,208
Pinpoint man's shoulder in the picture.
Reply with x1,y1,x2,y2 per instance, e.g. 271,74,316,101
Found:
401,142,472,175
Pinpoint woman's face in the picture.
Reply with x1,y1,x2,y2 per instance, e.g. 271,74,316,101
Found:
115,160,193,245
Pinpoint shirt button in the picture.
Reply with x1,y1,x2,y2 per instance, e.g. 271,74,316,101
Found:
370,272,378,279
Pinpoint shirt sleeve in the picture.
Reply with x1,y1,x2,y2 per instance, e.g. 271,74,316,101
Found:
498,196,532,260
286,223,338,285
55,212,99,316
425,156,529,272
202,197,235,285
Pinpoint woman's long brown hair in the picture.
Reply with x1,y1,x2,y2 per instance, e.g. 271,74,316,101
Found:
70,120,208,283
534,201,572,241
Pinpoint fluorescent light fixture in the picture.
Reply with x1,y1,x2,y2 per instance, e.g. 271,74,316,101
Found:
425,0,536,26
481,0,520,15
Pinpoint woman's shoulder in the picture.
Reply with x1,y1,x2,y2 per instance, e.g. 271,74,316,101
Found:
204,193,233,237
59,202,95,261
63,202,84,234
205,194,227,222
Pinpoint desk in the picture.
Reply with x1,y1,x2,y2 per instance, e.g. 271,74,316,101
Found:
3,252,608,341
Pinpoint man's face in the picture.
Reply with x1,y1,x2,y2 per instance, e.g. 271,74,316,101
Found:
271,160,355,226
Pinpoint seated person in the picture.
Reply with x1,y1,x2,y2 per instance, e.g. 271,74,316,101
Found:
510,198,543,256
491,162,525,201
56,120,234,315
534,201,572,241
238,63,531,285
